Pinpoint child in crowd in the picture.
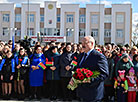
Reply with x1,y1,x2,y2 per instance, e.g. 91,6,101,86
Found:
114,70,128,102
127,67,137,102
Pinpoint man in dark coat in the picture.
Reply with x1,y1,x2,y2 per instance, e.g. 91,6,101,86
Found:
70,36,109,102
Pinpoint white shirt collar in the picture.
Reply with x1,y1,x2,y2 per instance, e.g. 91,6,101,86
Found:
86,48,94,56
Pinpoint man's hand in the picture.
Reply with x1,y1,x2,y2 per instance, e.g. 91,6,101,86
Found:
69,78,91,85
82,79,91,83
65,65,71,71
69,78,74,86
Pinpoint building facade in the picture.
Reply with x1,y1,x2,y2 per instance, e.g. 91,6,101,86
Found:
0,1,132,45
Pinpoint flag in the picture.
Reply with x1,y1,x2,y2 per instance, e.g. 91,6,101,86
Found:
46,61,54,66
71,60,77,66
45,57,54,66
38,62,46,70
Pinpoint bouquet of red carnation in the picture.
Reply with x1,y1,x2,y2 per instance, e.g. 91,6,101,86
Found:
67,68,100,90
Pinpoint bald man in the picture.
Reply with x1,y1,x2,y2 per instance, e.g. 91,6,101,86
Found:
72,36,109,102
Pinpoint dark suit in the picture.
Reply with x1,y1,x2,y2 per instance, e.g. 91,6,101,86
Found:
77,49,109,102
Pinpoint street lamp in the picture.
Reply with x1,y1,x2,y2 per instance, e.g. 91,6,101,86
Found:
27,0,30,37
7,27,17,39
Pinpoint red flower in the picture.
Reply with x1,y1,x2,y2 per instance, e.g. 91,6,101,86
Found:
84,69,89,73
86,72,93,78
88,70,93,76
79,75,85,80
73,74,79,79
73,74,76,78
118,54,122,57
76,68,82,73
19,59,22,62
77,72,83,77
86,73,91,78
81,68,85,72
75,75,79,79
74,56,77,60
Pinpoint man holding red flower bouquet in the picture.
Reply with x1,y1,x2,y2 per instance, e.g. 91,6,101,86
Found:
69,36,109,102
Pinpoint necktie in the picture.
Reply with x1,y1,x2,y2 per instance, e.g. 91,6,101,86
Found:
80,53,87,67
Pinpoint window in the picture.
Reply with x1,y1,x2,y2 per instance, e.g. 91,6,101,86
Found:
44,28,53,36
3,28,9,36
27,28,34,36
40,28,44,35
47,28,52,36
54,28,60,36
57,15,60,22
15,28,21,36
27,14,34,22
116,29,123,38
66,14,73,23
117,14,124,23
3,14,10,22
104,15,111,23
15,14,21,22
79,15,86,23
79,29,85,37
91,14,99,24
104,29,111,37
66,28,74,37
91,29,98,37
40,14,44,22
44,28,60,36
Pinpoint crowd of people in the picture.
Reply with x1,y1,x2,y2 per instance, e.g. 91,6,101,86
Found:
0,39,137,102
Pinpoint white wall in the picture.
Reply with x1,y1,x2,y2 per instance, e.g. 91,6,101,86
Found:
21,3,40,39
86,4,105,45
0,3,15,40
61,4,79,43
111,4,131,44
44,1,57,28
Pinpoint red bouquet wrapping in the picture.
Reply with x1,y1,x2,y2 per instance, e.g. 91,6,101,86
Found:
67,68,100,90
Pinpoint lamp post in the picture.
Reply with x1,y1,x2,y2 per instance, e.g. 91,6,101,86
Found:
7,27,17,41
98,0,101,45
27,0,30,37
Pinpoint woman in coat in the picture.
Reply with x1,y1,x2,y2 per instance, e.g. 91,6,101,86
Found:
15,48,29,100
0,50,15,99
29,45,45,100
59,43,74,101
45,46,60,100
115,53,134,77
104,50,115,102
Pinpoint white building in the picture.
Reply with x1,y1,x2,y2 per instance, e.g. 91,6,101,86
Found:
0,1,132,45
